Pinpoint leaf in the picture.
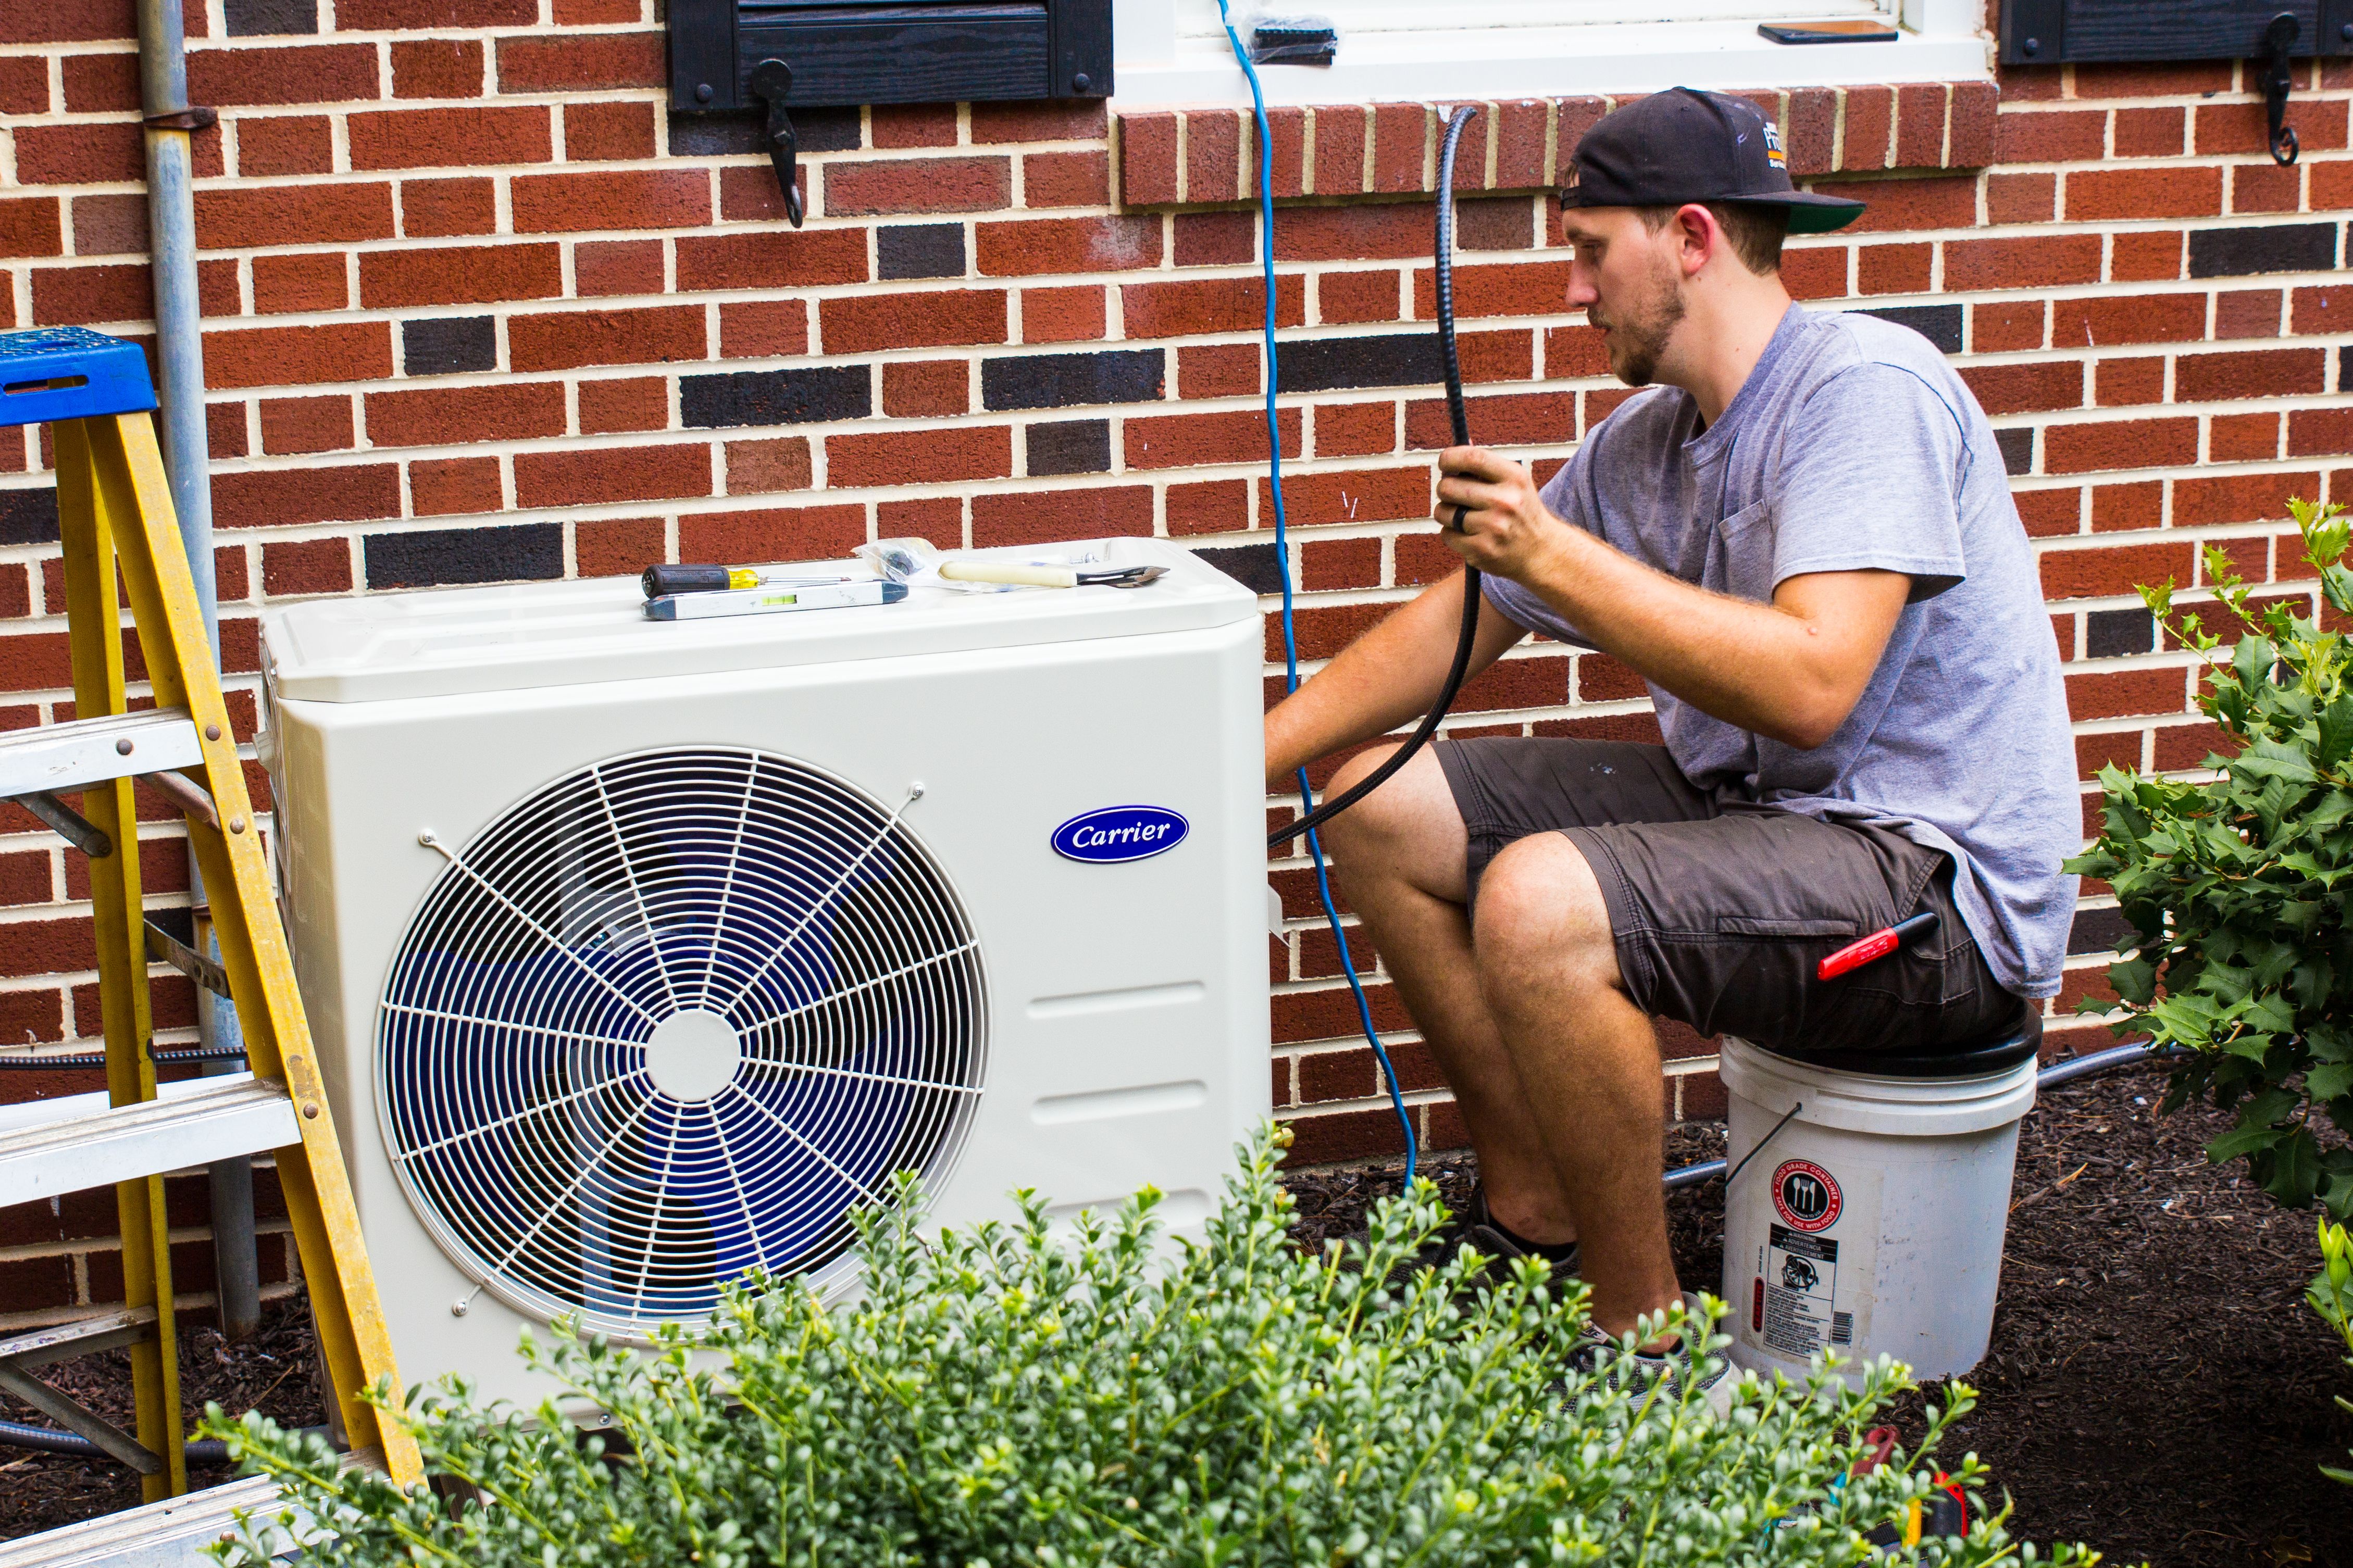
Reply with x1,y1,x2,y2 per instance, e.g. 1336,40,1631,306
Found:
2108,956,2157,1007
2208,1123,2289,1162
2310,1063,2353,1102
2270,1128,2325,1208
2324,695,2353,773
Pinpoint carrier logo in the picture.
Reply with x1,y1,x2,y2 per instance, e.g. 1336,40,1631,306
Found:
1051,805,1190,864
1771,1159,1842,1233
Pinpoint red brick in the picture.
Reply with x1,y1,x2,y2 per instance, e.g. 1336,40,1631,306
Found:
364,382,566,447
0,199,63,260
1315,402,1397,458
2042,418,2199,475
0,1255,75,1315
565,100,655,162
1372,103,1428,193
1973,300,2046,352
2176,348,2324,402
262,537,352,597
1986,172,2056,225
1165,478,1248,536
2290,407,2353,457
31,264,151,327
514,443,711,507
1301,536,1383,593
1818,175,1974,233
2051,293,2205,348
1958,361,2082,417
1176,343,1258,398
2109,106,2185,159
1458,329,1533,384
882,360,968,418
821,288,1006,353
0,56,50,115
1948,80,1997,165
678,504,867,567
211,464,401,529
975,215,1161,277
2088,481,2159,533
2197,97,2350,156
410,456,501,516
718,163,805,223
1274,203,1435,262
1262,105,1309,200
2015,486,2083,537
1123,275,1302,338
1778,246,1847,300
2215,288,2284,340
2040,541,2193,599
579,377,668,435
350,105,550,171
2073,726,2142,776
494,32,663,92
1313,105,1368,195
1258,467,1428,529
2314,159,2353,211
827,426,1011,487
1839,85,1893,171
674,230,868,291
400,177,496,237
14,122,143,185
1125,408,1299,470
575,516,664,579
972,485,1152,546
2210,411,2282,462
204,322,392,390
2173,469,2318,528
725,436,813,495
509,304,704,371
1944,234,2100,292
391,37,483,99
195,183,394,249
719,299,808,359
1019,285,1105,344
576,238,663,298
1493,97,1550,188
871,103,956,149
973,100,1105,144
1857,243,1932,296
554,0,642,21
1024,149,1109,208
235,115,333,177
189,43,378,107
2066,167,2222,222
357,242,562,308
1405,390,1573,449
339,0,533,23
825,156,1011,217
876,496,962,549
1118,111,1179,206
2067,668,2188,721
1320,270,1403,325
1277,600,1395,662
1173,210,1251,268
2295,284,2353,337
2231,162,2301,215
1407,260,1573,320
2075,60,2234,98
1894,83,1948,168
206,402,246,461
1186,109,1242,203
258,395,353,456
2153,720,2229,772
512,169,706,233
2092,356,2165,407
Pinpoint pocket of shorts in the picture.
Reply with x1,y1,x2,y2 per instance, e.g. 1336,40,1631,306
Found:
1715,915,1859,938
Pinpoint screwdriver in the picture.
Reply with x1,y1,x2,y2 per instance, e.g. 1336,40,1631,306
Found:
1816,910,1938,982
641,563,856,598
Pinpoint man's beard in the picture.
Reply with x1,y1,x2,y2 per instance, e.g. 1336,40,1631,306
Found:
1590,257,1687,387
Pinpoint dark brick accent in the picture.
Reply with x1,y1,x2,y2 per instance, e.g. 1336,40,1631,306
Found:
1274,332,1442,394
2187,222,2340,279
402,316,495,375
1027,418,1110,474
877,223,966,280
2067,904,2134,956
1995,426,2035,476
0,487,60,546
667,107,861,156
680,365,870,429
980,348,1164,411
2086,606,2155,658
2340,344,2352,394
227,0,318,34
1855,303,1963,354
1195,542,1281,595
365,523,563,588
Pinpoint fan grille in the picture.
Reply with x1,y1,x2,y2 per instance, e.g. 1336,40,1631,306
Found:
376,747,986,1335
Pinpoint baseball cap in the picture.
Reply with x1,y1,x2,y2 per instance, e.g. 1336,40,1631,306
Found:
1561,87,1865,235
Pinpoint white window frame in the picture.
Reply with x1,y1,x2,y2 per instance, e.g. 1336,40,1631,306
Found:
1111,0,1991,107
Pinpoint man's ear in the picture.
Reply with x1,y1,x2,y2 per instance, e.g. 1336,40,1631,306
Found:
1675,203,1722,278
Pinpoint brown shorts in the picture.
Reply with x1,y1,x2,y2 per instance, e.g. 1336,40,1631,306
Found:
1435,737,2020,1058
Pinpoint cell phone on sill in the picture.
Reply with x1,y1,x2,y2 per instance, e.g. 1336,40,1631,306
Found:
1759,19,1900,43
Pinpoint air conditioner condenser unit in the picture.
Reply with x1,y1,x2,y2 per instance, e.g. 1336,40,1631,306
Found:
259,538,1270,1407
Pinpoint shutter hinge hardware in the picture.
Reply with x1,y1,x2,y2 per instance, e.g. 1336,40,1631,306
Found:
2263,10,2301,166
141,106,217,133
749,58,806,228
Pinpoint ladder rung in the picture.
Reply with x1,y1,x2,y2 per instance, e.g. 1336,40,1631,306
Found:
0,1305,155,1373
0,1451,367,1567
0,1077,300,1208
0,709,203,801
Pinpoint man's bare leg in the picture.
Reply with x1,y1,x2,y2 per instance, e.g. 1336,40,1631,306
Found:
1315,744,1579,1245
1470,831,1681,1338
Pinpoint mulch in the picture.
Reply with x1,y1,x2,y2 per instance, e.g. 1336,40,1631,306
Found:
5,1064,2351,1564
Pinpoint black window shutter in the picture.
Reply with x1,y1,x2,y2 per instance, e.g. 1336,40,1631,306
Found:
670,0,1111,109
2000,0,2353,65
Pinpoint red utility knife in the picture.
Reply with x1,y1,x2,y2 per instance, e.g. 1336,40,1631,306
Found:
1817,910,1939,982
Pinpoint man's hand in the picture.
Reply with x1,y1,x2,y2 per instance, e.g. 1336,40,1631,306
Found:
1434,446,1576,584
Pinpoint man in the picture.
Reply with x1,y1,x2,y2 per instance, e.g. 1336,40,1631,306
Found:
1266,90,2077,1391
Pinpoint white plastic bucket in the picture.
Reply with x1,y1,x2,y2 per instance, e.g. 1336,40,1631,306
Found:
1716,1036,2037,1387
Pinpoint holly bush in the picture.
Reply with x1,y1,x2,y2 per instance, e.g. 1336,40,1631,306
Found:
2307,1218,2353,1486
204,1128,2091,1567
2071,497,2353,1214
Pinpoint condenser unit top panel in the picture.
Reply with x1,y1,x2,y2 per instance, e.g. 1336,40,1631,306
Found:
265,537,1257,704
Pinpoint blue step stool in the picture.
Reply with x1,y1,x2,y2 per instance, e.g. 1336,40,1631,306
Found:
0,326,158,430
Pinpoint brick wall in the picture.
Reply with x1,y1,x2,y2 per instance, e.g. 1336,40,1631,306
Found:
0,0,2348,1320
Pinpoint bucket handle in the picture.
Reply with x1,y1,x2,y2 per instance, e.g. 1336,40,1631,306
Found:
1723,1102,1802,1190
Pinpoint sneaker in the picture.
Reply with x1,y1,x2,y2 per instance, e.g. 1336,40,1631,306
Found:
1566,1291,1739,1419
1335,1184,1581,1292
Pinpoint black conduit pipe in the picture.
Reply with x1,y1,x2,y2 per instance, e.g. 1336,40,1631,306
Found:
0,1418,328,1465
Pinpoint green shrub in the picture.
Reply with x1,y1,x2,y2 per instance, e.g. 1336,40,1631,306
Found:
205,1129,2089,1566
2308,1218,2353,1486
2070,497,2353,1213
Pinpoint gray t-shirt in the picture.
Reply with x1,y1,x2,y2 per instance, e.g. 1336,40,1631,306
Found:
1481,305,2077,998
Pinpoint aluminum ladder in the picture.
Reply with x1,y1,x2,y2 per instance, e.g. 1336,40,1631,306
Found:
0,327,421,1520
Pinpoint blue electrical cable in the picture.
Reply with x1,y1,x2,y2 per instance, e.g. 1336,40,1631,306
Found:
1214,0,1418,1184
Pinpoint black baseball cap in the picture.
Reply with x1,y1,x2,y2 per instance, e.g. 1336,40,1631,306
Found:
1561,87,1865,235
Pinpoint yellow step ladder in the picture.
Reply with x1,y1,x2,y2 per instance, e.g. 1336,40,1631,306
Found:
0,325,419,1502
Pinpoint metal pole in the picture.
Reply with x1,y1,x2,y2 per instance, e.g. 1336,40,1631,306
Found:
136,0,256,1342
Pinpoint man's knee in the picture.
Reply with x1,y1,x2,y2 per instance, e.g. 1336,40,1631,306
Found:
1315,743,1421,856
1473,833,1621,996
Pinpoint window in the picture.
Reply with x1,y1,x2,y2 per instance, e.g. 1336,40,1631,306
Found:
1110,0,1989,107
